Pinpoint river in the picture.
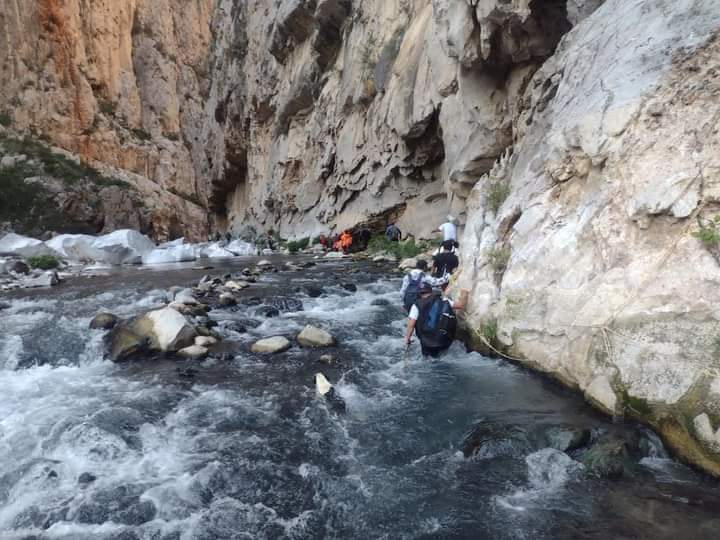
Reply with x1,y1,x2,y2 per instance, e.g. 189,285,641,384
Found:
1,257,719,539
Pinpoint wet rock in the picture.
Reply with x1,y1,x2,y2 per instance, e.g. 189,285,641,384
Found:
325,252,346,259
341,283,357,292
106,325,149,362
174,288,198,305
225,280,250,291
297,325,335,347
257,259,272,267
303,285,324,297
89,312,120,330
225,322,248,334
0,302,11,310
319,354,336,365
9,260,30,274
255,306,280,318
169,302,209,317
177,367,198,379
107,307,197,362
373,254,397,263
315,373,346,413
251,336,291,354
545,425,591,453
178,344,209,359
462,422,536,459
218,293,237,307
78,472,97,485
21,271,59,288
195,317,218,329
371,298,391,306
195,336,218,347
399,257,418,270
244,296,263,306
580,433,640,479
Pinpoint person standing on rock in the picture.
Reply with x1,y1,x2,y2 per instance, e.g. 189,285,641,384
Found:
400,260,448,312
385,221,402,242
438,216,458,249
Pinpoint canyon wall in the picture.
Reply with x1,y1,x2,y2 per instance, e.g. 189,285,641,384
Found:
3,0,720,475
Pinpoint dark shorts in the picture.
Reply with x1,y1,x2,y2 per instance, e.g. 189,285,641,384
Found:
420,343,448,358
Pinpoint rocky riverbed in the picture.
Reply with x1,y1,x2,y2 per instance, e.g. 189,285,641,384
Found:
1,257,720,539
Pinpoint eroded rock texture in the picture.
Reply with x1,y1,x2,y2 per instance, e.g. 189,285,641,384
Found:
456,0,720,475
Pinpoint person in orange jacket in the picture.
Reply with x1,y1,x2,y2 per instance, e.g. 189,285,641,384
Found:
340,230,353,253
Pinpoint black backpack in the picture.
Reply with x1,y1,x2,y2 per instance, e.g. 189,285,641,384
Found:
403,274,423,312
416,294,457,350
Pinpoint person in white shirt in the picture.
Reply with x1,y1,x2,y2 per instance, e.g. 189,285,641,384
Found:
438,215,457,243
399,260,448,312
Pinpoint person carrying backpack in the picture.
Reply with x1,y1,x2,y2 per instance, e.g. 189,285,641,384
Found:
404,283,458,357
400,260,447,313
432,240,459,278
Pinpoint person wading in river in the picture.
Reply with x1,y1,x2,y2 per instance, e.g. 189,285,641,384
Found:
400,260,447,313
404,283,459,358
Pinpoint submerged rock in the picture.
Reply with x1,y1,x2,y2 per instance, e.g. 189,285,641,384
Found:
545,425,591,453
580,434,640,479
89,313,119,330
78,473,97,485
341,283,357,292
251,336,291,354
297,325,335,348
9,260,30,275
303,285,323,298
462,422,536,459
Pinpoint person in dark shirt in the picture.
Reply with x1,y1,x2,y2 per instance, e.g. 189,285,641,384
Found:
432,240,459,278
385,222,402,242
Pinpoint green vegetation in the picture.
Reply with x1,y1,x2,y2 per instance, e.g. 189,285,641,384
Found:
693,216,720,248
481,318,498,347
287,237,310,253
27,255,61,270
367,235,431,259
0,112,11,127
487,178,511,213
488,245,511,274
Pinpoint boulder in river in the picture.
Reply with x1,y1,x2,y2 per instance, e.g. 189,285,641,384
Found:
173,288,199,305
225,280,250,291
178,344,209,359
580,433,639,479
341,283,357,292
107,307,197,362
195,336,218,347
218,293,237,307
90,313,119,330
297,325,335,348
399,258,418,270
251,336,291,354
544,425,591,453
303,285,323,298
462,422,537,459
78,472,97,486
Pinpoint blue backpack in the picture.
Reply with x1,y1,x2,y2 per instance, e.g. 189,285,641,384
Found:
403,275,423,312
416,294,457,350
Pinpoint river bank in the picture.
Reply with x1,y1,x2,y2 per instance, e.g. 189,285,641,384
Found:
1,256,720,539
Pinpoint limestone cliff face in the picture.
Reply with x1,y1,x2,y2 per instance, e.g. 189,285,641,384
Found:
456,0,720,475
3,0,720,475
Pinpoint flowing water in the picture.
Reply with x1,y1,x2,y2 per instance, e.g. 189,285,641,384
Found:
1,258,719,539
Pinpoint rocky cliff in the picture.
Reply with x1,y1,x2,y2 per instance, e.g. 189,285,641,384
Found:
3,0,720,475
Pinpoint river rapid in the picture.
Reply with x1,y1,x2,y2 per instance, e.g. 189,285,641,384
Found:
1,257,719,539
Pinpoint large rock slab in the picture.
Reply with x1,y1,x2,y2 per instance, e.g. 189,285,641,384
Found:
0,233,58,258
46,234,103,261
91,230,156,265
